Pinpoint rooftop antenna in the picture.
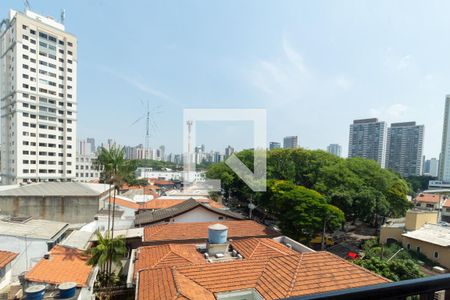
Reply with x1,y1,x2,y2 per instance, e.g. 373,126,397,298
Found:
24,0,30,11
60,9,65,24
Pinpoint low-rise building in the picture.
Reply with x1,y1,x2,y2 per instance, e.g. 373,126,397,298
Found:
0,250,18,291
134,198,244,227
0,217,69,278
75,153,100,183
414,193,443,210
0,182,112,223
24,245,97,299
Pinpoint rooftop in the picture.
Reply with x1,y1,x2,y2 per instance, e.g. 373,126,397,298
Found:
134,244,205,276
136,252,389,300
25,245,93,287
143,220,278,244
230,238,296,259
0,250,18,268
0,218,68,239
0,182,111,197
402,224,450,247
60,230,94,250
415,193,441,204
135,198,243,226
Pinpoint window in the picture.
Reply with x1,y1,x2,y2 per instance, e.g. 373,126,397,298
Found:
406,243,410,250
416,246,421,253
434,251,439,259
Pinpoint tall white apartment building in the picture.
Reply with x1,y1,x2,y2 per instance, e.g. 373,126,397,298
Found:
348,118,387,168
0,10,77,184
326,143,342,157
439,96,450,182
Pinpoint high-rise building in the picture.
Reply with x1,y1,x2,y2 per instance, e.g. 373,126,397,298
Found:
348,118,387,167
326,144,342,157
86,137,95,153
269,142,281,150
439,96,450,181
224,145,234,159
283,136,298,149
0,10,77,184
386,122,424,177
423,158,439,177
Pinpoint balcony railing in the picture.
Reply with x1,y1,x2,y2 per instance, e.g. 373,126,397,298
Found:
285,274,450,300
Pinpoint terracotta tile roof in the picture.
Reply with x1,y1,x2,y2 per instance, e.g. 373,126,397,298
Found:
140,199,185,210
134,244,205,275
135,199,243,226
0,250,17,268
143,220,279,244
109,197,140,210
415,193,441,204
231,238,296,259
443,198,450,208
25,245,93,287
137,252,389,300
140,198,224,210
153,180,175,186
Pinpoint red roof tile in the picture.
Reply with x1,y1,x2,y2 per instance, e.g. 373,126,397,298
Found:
443,199,450,208
143,220,279,244
134,244,205,276
415,194,441,204
0,250,17,268
136,252,389,300
140,198,224,210
109,197,140,210
231,238,296,259
25,245,93,287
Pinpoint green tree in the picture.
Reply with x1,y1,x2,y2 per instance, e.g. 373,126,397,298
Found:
354,257,423,281
86,231,127,287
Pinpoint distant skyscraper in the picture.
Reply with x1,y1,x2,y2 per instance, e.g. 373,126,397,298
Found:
423,158,439,177
386,122,424,177
224,145,234,159
283,136,298,149
327,144,342,157
0,9,77,184
348,118,387,167
269,142,281,150
440,96,450,181
86,138,96,153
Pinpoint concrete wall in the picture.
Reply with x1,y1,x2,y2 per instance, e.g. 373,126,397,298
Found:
380,226,404,244
0,195,102,223
401,237,450,269
0,235,49,278
405,211,438,231
0,263,13,290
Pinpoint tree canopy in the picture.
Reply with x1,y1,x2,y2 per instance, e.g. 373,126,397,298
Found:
206,148,412,227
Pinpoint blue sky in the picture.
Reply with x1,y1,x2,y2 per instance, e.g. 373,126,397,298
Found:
3,0,450,158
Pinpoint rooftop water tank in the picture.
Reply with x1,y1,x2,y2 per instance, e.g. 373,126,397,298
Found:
25,285,45,300
58,282,77,299
208,224,228,244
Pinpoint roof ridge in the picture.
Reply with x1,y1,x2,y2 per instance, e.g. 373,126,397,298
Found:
248,238,262,258
259,238,293,255
286,253,304,297
171,268,183,299
152,245,173,268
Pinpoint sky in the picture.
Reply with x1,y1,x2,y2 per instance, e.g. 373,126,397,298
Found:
2,0,450,158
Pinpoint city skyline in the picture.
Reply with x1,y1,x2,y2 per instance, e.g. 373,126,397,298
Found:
3,1,450,159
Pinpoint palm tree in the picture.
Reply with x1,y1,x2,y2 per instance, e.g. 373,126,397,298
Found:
86,231,127,287
94,144,131,275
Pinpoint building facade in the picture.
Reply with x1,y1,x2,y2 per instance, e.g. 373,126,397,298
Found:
0,10,77,184
326,143,342,157
75,153,100,182
423,158,439,177
386,122,424,177
269,142,281,150
348,118,387,167
440,96,450,182
283,136,298,149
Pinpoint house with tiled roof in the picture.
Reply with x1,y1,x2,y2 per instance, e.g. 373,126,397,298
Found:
142,220,279,245
135,251,389,300
135,198,244,227
25,245,94,288
0,250,18,290
414,193,443,210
